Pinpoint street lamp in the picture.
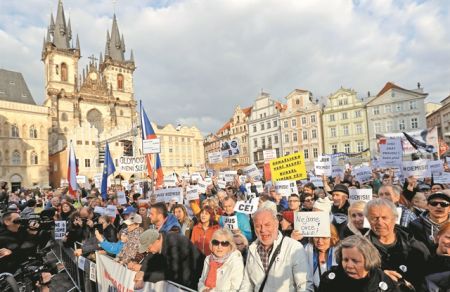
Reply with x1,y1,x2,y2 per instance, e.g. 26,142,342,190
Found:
184,161,192,174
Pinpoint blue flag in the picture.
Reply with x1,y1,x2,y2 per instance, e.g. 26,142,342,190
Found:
101,142,116,200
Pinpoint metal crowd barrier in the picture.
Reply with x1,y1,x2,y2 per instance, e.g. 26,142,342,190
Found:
51,241,82,291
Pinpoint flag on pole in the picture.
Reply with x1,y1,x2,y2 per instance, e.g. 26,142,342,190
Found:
140,100,158,176
101,142,116,200
155,153,164,187
67,141,78,198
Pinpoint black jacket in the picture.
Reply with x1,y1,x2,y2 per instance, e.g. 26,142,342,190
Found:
366,226,431,292
424,254,450,292
318,265,400,292
331,200,350,235
141,232,205,289
408,211,447,255
102,224,118,243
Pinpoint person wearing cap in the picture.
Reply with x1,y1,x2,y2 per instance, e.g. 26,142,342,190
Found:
279,210,295,237
330,184,350,235
318,235,400,292
365,199,430,291
409,192,450,255
135,228,205,290
116,213,143,264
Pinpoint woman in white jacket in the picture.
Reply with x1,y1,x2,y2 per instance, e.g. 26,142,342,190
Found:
198,228,244,292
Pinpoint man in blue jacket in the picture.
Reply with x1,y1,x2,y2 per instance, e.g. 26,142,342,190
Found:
219,196,253,241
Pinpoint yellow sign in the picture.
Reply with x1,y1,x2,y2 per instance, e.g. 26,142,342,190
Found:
270,152,307,181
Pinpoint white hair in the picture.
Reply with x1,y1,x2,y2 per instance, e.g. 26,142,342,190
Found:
253,207,278,222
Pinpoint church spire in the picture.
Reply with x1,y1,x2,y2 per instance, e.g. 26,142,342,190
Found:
75,34,80,51
53,0,70,49
105,14,125,62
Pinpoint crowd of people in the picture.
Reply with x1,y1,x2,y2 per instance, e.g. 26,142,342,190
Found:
0,166,449,292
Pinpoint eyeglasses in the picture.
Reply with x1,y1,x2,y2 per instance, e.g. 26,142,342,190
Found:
211,239,230,247
429,201,450,208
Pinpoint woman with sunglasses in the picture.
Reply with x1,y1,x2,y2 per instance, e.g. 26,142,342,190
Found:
198,228,244,292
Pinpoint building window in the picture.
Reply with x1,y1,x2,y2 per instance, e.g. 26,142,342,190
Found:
311,114,316,123
312,129,317,139
253,125,257,133
296,99,300,105
374,122,382,134
409,100,417,110
344,143,351,153
273,120,277,128
399,120,405,130
373,106,380,115
61,63,68,81
411,118,418,129
302,117,307,125
343,125,349,135
253,152,258,162
355,110,361,118
254,139,258,148
302,130,308,140
29,126,38,138
342,112,348,120
293,133,298,142
284,134,289,143
85,159,90,168
291,119,297,127
268,136,272,146
384,104,391,113
330,127,336,138
283,121,288,128
12,150,20,165
356,123,363,134
313,148,318,158
304,149,309,159
329,114,335,122
30,152,38,165
117,74,124,90
396,103,403,112
357,141,364,152
274,134,279,144
11,124,19,138
261,137,266,149
260,123,265,131
386,120,393,132
258,152,264,161
331,144,337,154
267,121,271,129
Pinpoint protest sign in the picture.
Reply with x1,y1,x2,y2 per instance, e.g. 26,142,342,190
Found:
353,166,372,183
208,152,223,164
78,256,87,271
105,205,117,217
275,180,298,197
254,181,264,193
402,160,430,179
186,185,200,201
270,152,307,182
204,177,212,184
243,164,260,178
428,160,443,175
239,175,247,184
318,155,331,163
117,191,127,205
263,149,277,162
379,138,403,167
164,175,177,187
76,175,87,185
221,139,240,158
89,262,96,282
191,173,202,181
118,156,147,173
93,174,102,188
309,176,324,187
224,171,237,182
434,172,450,184
94,206,105,215
332,165,344,179
234,198,259,215
217,180,227,189
349,188,373,203
223,216,239,230
155,188,183,203
142,138,161,154
197,180,208,194
96,253,136,292
314,161,332,176
376,128,438,155
54,221,66,240
294,211,331,237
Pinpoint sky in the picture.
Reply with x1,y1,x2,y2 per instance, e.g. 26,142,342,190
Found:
1,0,450,135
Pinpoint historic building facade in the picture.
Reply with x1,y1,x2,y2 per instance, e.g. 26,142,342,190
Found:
229,106,252,168
426,95,450,144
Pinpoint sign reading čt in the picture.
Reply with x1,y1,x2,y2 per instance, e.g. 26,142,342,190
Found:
270,152,307,182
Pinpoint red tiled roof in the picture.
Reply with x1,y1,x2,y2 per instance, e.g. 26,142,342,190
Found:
216,120,231,135
275,101,287,112
242,106,252,117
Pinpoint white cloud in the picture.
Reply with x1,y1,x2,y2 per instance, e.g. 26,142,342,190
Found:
1,0,449,134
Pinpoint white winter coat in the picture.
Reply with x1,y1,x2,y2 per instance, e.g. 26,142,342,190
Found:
304,243,337,289
198,250,244,292
240,232,314,292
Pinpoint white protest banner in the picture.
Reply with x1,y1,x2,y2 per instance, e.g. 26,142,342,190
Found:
428,160,443,175
208,152,223,164
197,180,208,194
96,253,136,292
254,181,264,193
93,174,102,188
332,165,345,179
164,175,177,187
142,138,161,154
263,149,277,162
76,175,87,185
117,191,127,205
204,177,212,184
191,173,202,181
243,164,260,178
294,211,331,237
223,215,238,230
275,180,298,197
186,185,199,201
379,138,403,167
348,188,373,203
318,155,331,163
224,171,237,182
105,205,117,217
217,180,227,189
94,206,105,215
402,159,430,179
314,161,332,176
234,198,259,215
353,166,372,183
89,262,96,282
118,156,147,173
309,176,324,187
434,172,450,184
54,221,66,240
155,188,183,203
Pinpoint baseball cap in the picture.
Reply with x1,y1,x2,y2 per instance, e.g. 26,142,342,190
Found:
427,192,450,203
138,229,160,253
122,206,137,215
124,214,142,225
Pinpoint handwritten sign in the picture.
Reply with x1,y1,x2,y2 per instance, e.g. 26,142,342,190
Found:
348,188,372,203
55,221,66,240
119,156,147,173
186,185,200,201
402,160,430,179
234,198,259,215
270,152,307,182
117,191,127,205
243,164,260,178
314,161,332,176
208,152,223,164
224,171,237,182
379,138,403,167
353,166,372,183
143,138,161,154
275,180,298,197
263,149,277,162
223,216,238,230
294,211,330,237
154,188,183,203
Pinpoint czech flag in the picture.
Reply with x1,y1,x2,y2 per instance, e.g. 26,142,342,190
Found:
67,141,78,198
155,153,164,187
140,101,157,176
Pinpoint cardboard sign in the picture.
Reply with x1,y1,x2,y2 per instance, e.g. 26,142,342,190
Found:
186,185,200,201
89,262,96,282
208,152,223,164
224,171,237,182
314,161,332,176
234,198,259,215
154,188,183,203
105,205,117,217
275,180,298,197
164,175,177,187
243,164,260,178
294,211,331,237
197,180,208,194
223,215,239,230
263,149,277,162
332,165,344,179
433,172,450,184
402,160,430,179
348,188,372,203
428,160,443,175
143,138,161,154
309,176,324,187
379,138,403,167
54,221,66,240
117,191,127,205
217,180,227,189
270,152,307,182
118,156,147,173
353,166,372,183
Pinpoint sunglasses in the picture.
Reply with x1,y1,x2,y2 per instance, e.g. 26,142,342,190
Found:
429,201,450,208
211,239,230,247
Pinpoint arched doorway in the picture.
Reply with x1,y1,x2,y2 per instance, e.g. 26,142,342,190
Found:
10,174,22,192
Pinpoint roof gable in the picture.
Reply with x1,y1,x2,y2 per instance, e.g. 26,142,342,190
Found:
0,69,36,105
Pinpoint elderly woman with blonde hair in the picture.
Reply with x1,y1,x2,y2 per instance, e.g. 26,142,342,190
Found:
339,201,370,239
198,228,244,292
